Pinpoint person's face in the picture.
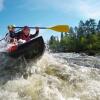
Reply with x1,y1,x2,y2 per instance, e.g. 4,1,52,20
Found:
8,28,15,32
23,29,30,36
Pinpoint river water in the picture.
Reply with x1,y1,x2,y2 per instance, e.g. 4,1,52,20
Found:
0,51,100,100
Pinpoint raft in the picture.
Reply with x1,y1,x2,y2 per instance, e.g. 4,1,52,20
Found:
8,36,45,59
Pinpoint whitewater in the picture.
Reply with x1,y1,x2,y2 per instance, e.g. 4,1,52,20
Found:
0,41,100,100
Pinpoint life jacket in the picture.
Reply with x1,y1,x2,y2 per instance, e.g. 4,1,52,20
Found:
7,43,17,52
19,33,30,41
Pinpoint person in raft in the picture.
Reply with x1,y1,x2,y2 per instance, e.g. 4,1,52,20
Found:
16,26,39,43
5,25,17,43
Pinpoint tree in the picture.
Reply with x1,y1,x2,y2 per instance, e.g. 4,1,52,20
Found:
48,19,100,55
48,35,60,52
61,32,64,40
77,20,85,36
85,19,96,34
96,20,100,33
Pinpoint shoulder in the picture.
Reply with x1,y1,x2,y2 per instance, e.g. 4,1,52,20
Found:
16,31,23,35
16,31,22,34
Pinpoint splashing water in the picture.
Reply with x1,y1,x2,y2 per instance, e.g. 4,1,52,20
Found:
0,40,100,100
0,40,8,52
0,40,18,53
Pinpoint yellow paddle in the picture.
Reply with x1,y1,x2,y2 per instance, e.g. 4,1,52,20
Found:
15,25,70,32
48,25,69,32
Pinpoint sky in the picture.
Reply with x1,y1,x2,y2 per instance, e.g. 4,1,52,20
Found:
0,0,100,41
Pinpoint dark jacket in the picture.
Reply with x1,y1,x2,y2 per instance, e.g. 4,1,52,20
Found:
5,31,16,42
9,31,16,38
6,31,16,38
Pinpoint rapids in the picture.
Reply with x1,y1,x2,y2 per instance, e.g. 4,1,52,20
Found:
0,50,100,100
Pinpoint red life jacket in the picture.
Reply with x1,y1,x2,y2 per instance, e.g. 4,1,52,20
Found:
8,45,17,52
20,33,30,41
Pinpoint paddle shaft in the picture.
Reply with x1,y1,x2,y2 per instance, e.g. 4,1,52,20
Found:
0,38,5,41
15,27,47,29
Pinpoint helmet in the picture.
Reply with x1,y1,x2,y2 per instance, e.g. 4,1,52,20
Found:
8,25,15,29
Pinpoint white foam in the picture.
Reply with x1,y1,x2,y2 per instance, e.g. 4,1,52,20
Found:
0,52,100,100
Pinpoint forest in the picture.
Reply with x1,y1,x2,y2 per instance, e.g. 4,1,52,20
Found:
48,19,100,55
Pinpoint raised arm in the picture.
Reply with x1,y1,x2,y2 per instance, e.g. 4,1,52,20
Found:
30,27,39,38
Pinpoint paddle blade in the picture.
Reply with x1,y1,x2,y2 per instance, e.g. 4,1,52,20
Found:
49,25,69,32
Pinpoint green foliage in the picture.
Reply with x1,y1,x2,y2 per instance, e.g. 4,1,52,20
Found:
48,35,60,52
48,19,100,55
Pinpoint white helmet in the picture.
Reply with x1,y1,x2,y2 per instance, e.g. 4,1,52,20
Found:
8,25,15,29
